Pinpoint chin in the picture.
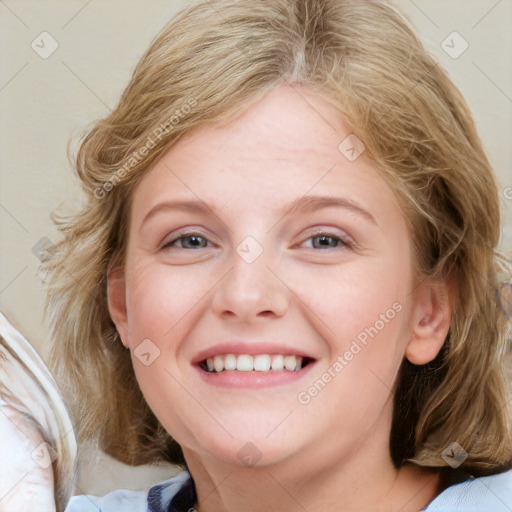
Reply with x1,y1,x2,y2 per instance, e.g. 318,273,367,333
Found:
181,422,300,469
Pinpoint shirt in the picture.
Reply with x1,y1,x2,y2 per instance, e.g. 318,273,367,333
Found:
65,467,512,511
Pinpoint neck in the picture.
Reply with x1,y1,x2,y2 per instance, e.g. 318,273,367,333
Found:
182,424,440,512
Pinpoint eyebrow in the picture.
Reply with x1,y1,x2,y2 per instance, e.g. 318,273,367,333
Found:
141,194,377,228
280,195,376,224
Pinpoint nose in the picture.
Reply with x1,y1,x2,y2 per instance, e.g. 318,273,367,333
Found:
211,246,290,323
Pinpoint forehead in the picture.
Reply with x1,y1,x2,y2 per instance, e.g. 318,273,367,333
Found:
130,84,400,225
172,85,350,170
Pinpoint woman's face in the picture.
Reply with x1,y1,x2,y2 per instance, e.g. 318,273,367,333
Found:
111,84,426,470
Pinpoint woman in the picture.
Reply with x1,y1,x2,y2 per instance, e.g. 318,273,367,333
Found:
42,0,512,510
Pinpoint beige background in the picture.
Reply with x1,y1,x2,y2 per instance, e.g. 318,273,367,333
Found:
1,0,511,497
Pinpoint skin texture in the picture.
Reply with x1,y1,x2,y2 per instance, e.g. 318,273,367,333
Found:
108,84,452,511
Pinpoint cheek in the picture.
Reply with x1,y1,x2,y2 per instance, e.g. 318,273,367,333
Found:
290,249,412,404
295,265,409,435
123,257,220,435
123,259,201,443
293,252,411,344
125,256,212,343
130,356,196,448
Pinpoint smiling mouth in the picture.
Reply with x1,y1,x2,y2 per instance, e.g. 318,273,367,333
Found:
200,354,315,373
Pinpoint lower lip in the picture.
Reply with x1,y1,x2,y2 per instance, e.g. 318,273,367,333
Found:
194,361,317,388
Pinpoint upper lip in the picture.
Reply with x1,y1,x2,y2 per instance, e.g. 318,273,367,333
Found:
191,341,317,364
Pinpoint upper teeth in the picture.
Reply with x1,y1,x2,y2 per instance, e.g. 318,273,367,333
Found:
205,354,304,372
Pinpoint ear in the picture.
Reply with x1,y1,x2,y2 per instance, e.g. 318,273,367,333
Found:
107,265,129,348
405,277,453,365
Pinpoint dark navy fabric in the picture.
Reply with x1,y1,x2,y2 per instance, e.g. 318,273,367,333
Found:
146,471,196,512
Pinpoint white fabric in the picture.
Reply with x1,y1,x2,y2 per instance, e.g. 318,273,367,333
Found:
0,311,77,512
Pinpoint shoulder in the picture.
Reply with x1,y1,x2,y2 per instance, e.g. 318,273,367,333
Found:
65,471,193,512
423,468,512,511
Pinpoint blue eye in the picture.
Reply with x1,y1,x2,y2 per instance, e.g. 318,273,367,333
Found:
163,233,211,249
162,231,351,251
303,233,349,250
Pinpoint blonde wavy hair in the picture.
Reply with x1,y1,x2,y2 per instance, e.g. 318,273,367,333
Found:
42,0,512,476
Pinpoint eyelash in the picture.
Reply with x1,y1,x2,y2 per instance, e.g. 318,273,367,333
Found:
161,231,352,251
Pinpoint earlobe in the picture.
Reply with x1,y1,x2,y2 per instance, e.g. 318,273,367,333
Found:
107,266,129,347
405,279,453,365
